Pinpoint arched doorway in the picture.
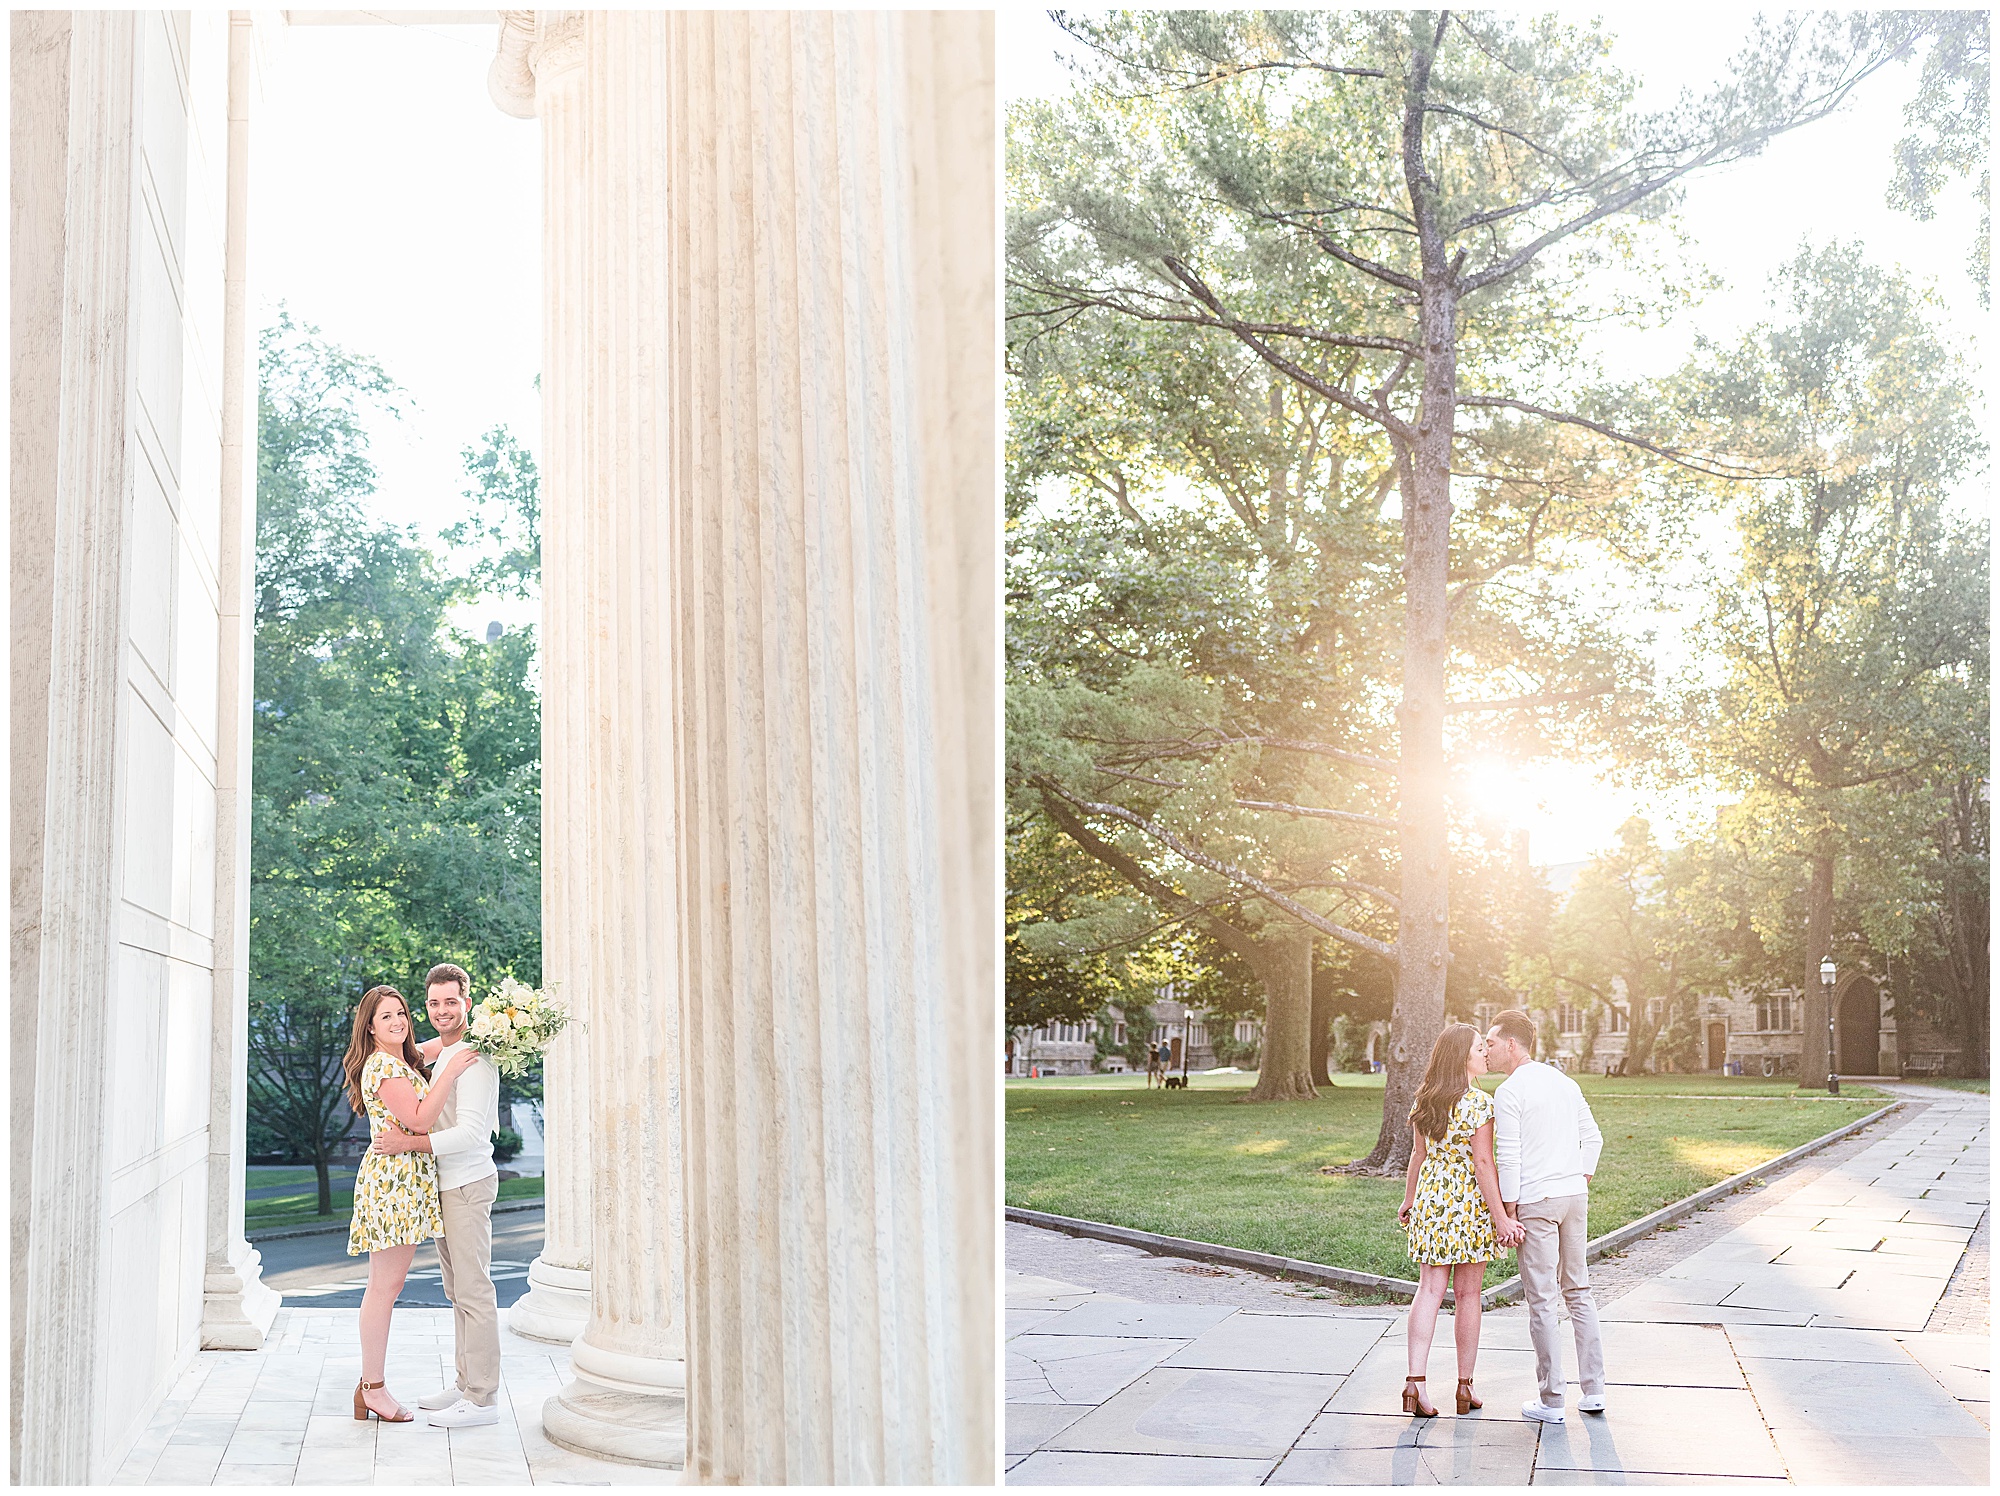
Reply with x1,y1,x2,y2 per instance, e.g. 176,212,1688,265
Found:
1838,978,1881,1075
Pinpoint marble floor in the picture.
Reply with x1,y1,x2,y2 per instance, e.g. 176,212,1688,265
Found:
1007,1083,1990,1485
110,1310,670,1486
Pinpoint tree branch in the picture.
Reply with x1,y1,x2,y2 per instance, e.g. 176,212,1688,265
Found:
1038,776,1401,963
1236,797,1400,831
1457,394,1790,480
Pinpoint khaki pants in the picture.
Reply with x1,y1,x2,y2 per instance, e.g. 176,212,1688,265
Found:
437,1173,501,1406
1516,1192,1606,1407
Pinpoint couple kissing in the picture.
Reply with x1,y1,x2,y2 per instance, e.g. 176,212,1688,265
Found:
337,963,503,1427
1398,1009,1608,1422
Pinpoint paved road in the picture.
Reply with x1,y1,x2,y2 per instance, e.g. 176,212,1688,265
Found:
256,1207,544,1310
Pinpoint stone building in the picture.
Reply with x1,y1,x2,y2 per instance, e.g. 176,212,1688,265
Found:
11,9,994,1484
1494,970,1958,1079
1005,992,1266,1078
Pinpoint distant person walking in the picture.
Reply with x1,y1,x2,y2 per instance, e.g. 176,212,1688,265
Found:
1485,1008,1609,1425
1396,1023,1524,1416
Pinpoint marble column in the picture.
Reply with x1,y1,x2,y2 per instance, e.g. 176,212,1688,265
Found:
11,13,140,1481
490,7,595,1350
493,9,996,1479
667,13,997,1483
202,8,281,1353
499,9,690,1468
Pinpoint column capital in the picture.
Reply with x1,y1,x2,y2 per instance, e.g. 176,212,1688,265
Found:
489,10,585,119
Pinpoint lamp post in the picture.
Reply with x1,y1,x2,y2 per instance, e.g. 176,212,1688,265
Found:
1820,957,1839,1095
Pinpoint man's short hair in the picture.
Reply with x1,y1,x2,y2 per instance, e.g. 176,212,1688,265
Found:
1489,1008,1536,1054
425,962,470,999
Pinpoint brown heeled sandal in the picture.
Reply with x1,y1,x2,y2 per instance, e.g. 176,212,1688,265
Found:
354,1377,413,1422
1402,1375,1437,1418
1457,1377,1482,1413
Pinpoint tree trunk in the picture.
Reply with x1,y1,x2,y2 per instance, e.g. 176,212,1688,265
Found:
315,1146,333,1217
1308,967,1336,1087
1361,25,1455,1171
1801,846,1835,1090
1244,928,1318,1101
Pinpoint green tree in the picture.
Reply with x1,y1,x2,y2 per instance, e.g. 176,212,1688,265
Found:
1010,10,1912,1166
248,315,543,1212
1511,818,1722,1076
1886,12,1990,301
1670,247,1987,1086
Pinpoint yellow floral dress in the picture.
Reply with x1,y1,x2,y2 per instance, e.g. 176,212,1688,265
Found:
1406,1086,1500,1265
346,1051,444,1255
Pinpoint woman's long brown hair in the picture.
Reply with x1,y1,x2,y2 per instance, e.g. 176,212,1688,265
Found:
341,985,431,1114
1409,1023,1478,1143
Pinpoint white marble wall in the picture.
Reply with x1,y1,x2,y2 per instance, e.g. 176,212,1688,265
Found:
11,11,269,1481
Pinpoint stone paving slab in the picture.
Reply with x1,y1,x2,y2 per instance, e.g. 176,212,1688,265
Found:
1162,1311,1384,1375
1046,1366,1342,1459
1766,1428,1991,1485
112,1309,669,1486
1742,1353,1990,1440
1528,1472,1791,1486
1009,1450,1278,1484
1028,1301,1239,1339
1006,1403,1094,1455
1723,1324,1909,1362
1269,1419,1540,1486
1322,1335,1540,1418
1532,1385,1785,1478
1008,1334,1186,1404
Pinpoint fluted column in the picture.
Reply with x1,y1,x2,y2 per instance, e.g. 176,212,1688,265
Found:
533,10,688,1469
491,8,595,1350
12,14,140,1480
202,7,281,1355
668,13,996,1483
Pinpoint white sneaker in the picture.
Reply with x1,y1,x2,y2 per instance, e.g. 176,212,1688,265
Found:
1578,1394,1607,1413
416,1385,463,1411
429,1398,500,1428
1521,1399,1566,1424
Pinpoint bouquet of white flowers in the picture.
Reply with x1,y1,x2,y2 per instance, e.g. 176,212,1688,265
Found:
465,976,571,1078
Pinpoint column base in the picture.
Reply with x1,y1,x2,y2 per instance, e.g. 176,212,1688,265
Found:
506,1256,591,1345
200,1239,280,1350
541,1380,686,1470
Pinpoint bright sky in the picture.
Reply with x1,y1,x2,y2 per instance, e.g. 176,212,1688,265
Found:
257,17,541,640
999,10,1988,867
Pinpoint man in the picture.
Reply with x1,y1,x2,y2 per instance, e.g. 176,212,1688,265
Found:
1485,1008,1608,1425
375,962,502,1428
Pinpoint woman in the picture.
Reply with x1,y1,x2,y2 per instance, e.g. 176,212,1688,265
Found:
340,985,478,1422
1396,1022,1525,1417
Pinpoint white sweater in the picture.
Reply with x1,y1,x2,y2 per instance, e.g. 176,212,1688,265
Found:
427,1041,500,1192
1494,1061,1604,1205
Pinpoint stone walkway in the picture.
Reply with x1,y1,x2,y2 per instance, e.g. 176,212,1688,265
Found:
110,1309,668,1486
1006,1083,1989,1485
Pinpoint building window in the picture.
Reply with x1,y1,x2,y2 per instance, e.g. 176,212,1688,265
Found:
1754,994,1794,1033
1606,1005,1628,1034
1646,998,1664,1027
1115,1021,1126,1044
1557,1003,1582,1034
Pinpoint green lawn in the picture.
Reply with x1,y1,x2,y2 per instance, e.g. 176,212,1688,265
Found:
1009,1070,1885,1102
1007,1076,1881,1288
245,1174,544,1232
1916,1077,1991,1093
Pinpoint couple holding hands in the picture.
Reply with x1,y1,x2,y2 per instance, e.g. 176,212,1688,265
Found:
1397,1009,1609,1424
